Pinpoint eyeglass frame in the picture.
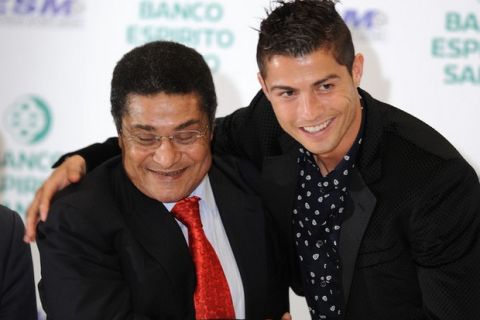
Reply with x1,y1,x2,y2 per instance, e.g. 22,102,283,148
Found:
120,124,210,149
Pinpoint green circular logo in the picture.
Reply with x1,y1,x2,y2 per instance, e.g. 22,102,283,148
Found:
4,95,52,145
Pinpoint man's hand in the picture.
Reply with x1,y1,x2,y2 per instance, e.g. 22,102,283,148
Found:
23,155,87,243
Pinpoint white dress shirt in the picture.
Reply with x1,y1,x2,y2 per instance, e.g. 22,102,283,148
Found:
163,175,245,319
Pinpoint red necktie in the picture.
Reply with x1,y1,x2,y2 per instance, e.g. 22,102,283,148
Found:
171,196,235,320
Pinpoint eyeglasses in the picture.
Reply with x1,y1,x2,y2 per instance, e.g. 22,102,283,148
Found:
122,125,209,149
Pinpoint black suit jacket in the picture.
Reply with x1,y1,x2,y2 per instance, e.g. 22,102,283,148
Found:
37,156,288,319
214,88,480,319
0,205,37,320
59,88,480,319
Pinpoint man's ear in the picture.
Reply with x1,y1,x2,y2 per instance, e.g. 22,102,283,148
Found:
257,72,271,101
118,134,124,150
209,125,214,141
352,53,364,87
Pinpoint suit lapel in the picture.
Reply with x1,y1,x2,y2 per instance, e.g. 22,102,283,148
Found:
263,134,299,237
339,168,376,305
261,136,303,290
112,166,196,305
208,159,267,318
262,152,298,235
339,89,384,305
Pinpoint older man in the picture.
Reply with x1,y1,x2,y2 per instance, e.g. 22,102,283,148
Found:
37,41,288,319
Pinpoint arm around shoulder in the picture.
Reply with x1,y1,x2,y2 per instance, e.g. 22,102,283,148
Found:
213,90,282,168
24,137,120,242
52,137,120,172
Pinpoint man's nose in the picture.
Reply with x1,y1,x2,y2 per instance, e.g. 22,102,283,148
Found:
299,91,321,119
152,139,180,168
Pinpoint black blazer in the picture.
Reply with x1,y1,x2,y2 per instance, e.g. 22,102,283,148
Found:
37,156,288,320
59,88,480,319
214,89,480,320
0,205,37,320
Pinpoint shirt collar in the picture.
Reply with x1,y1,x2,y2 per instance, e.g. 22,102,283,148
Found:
163,175,214,212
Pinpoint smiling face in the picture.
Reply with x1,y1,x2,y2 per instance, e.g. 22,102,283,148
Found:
119,92,212,203
258,48,364,172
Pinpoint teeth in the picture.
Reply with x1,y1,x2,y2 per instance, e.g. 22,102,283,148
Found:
150,168,185,176
303,119,332,133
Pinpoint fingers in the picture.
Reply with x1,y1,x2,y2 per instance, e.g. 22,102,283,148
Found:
37,155,87,221
23,155,87,243
65,155,87,184
24,178,56,243
37,174,62,221
281,312,292,320
24,190,42,243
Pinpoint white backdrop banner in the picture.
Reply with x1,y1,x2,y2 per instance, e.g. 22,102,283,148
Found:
1,1,478,318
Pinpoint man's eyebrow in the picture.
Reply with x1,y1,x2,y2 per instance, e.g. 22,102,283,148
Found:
269,74,340,91
313,74,340,86
175,119,201,130
130,124,155,131
130,119,202,131
270,84,296,92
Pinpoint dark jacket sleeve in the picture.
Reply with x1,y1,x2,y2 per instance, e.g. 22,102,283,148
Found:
0,206,37,320
36,200,146,320
213,90,283,169
410,159,480,319
52,137,120,172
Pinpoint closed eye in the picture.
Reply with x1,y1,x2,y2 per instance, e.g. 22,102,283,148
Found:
135,135,157,145
173,131,199,144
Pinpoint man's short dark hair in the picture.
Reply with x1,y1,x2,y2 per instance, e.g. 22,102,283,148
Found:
111,41,217,132
256,0,355,77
